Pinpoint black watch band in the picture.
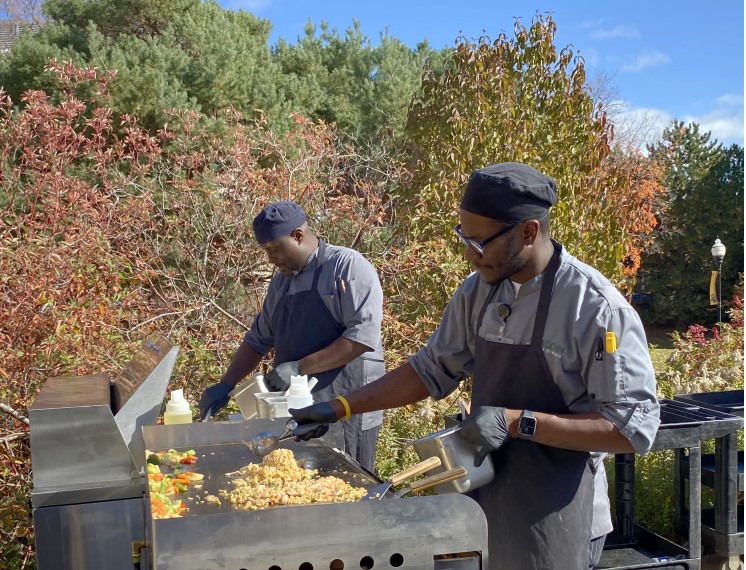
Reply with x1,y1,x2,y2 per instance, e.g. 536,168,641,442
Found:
518,409,537,439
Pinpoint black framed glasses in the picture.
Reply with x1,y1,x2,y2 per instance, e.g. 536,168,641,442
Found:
454,223,517,255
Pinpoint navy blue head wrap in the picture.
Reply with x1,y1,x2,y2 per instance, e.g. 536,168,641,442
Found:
252,201,307,244
460,162,558,223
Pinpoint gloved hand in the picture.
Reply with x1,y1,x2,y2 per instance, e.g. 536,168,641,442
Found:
265,361,301,392
291,421,330,441
458,406,510,467
288,401,338,441
198,383,233,420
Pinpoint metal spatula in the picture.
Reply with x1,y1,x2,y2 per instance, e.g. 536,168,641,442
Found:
360,456,442,501
393,466,468,498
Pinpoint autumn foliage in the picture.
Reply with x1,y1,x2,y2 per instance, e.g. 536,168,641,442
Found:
403,14,662,299
0,22,666,566
0,62,405,565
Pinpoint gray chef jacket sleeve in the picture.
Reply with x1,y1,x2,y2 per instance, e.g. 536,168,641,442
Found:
242,274,284,356
408,274,484,400
577,285,660,455
328,248,384,351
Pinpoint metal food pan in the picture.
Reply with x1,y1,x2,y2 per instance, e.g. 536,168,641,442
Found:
409,426,494,494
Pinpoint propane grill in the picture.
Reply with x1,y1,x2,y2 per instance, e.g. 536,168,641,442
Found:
29,335,489,570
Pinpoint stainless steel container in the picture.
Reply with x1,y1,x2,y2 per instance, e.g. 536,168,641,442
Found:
229,373,268,419
253,392,289,418
410,426,495,493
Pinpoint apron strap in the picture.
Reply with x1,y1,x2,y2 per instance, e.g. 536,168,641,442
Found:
530,241,562,347
310,240,327,290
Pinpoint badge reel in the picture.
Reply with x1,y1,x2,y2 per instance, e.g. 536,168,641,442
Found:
494,304,512,343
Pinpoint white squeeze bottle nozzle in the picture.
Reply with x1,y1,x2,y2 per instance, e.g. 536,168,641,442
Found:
286,375,315,409
164,388,193,425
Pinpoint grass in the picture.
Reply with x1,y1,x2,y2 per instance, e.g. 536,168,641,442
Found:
645,325,675,373
645,326,676,349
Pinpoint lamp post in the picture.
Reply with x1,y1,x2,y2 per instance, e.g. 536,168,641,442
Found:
711,238,726,323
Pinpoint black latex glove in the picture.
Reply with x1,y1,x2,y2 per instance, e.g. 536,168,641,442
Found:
288,401,338,441
458,406,510,467
198,383,232,420
291,421,330,441
265,361,301,392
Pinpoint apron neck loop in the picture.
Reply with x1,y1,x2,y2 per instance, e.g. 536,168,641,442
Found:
530,240,562,346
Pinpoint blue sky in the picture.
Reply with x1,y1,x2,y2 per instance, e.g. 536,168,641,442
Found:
220,0,744,148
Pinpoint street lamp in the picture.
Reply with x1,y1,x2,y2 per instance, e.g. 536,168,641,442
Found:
711,238,726,323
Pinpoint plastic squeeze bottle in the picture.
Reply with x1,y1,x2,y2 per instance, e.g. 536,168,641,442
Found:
163,389,193,425
285,375,315,410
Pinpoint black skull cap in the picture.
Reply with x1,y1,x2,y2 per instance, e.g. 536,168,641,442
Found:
460,162,558,223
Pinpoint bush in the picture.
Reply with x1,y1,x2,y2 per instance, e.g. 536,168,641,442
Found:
632,278,743,545
656,284,744,399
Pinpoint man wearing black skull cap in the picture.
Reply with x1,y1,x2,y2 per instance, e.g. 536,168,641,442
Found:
199,201,385,472
289,163,660,569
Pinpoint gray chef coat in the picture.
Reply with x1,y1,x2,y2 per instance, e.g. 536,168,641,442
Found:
245,243,385,430
409,246,660,538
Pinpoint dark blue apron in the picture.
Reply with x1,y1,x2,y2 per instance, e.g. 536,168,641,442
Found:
271,241,383,472
468,242,595,569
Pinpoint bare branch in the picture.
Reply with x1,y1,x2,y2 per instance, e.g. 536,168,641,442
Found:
0,402,29,425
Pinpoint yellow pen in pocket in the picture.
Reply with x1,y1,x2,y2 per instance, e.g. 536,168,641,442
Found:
605,331,617,353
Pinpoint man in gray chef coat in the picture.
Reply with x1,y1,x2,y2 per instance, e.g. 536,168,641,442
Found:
289,163,661,569
199,201,384,472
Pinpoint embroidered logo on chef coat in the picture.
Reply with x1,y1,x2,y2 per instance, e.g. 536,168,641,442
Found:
542,339,563,359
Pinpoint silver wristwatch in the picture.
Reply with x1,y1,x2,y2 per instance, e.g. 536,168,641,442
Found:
518,409,537,439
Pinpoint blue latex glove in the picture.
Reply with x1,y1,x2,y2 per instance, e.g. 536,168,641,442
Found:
265,361,301,392
458,406,510,467
198,383,233,420
288,401,338,440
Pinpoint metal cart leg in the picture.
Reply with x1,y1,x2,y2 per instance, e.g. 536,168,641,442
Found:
689,445,702,562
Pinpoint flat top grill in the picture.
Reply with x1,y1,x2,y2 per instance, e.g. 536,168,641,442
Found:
159,438,380,517
144,422,490,570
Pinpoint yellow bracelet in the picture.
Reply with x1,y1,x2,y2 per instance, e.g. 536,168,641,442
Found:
335,395,352,421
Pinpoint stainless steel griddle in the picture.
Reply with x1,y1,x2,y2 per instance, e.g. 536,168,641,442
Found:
143,419,489,570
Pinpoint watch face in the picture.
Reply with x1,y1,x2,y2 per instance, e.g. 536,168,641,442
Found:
519,415,537,437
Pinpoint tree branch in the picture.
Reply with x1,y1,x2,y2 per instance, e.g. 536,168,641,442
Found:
0,403,30,425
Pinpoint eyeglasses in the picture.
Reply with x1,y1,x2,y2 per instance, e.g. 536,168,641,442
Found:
454,223,517,255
